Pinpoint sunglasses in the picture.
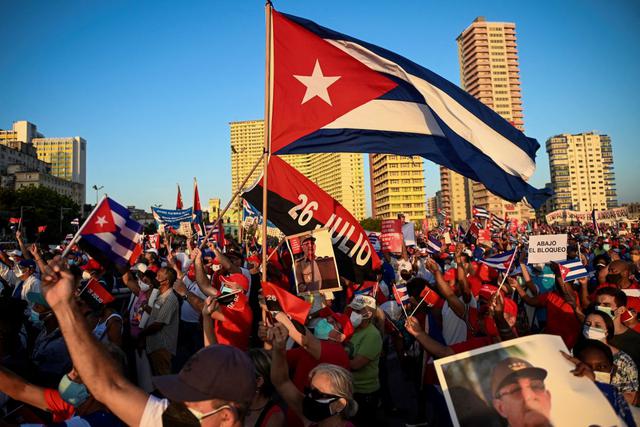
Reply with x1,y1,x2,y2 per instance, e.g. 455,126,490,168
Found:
304,386,341,402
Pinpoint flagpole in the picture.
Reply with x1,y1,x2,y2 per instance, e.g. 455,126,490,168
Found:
261,1,273,283
61,195,108,258
199,152,265,249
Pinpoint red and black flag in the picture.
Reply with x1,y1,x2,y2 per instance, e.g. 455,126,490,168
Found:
243,155,380,283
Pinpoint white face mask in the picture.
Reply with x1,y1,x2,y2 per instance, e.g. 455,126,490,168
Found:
138,280,150,292
350,312,363,328
82,271,92,280
583,325,607,341
594,370,612,384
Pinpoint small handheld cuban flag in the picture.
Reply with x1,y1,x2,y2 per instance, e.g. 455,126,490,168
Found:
71,196,143,272
491,213,505,230
392,282,410,306
426,236,442,254
480,249,517,271
556,259,590,282
472,206,491,220
268,9,551,208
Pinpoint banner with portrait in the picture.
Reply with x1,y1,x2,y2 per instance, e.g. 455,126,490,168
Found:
286,228,341,296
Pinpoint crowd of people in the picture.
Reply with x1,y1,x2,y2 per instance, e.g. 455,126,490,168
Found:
0,220,639,426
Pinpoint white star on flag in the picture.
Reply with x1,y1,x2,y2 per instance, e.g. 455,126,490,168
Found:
95,216,108,227
293,59,341,106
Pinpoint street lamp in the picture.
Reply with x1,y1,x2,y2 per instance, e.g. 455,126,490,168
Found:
92,185,104,205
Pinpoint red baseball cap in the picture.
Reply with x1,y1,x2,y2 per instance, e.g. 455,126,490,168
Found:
220,273,249,292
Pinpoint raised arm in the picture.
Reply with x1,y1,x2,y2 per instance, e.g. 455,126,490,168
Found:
269,323,304,418
425,257,466,319
211,245,241,274
274,311,321,360
121,270,141,296
192,248,218,298
0,366,48,411
15,230,30,260
405,316,453,358
41,259,148,427
510,277,545,308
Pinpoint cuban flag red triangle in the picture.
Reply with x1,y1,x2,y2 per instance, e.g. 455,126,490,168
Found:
271,11,398,153
82,198,117,235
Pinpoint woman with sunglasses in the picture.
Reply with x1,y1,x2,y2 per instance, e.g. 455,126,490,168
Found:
269,322,358,426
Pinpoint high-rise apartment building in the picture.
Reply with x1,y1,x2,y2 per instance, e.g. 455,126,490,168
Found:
439,166,472,224
1,120,86,204
453,17,533,222
546,132,617,211
369,154,426,221
229,120,366,223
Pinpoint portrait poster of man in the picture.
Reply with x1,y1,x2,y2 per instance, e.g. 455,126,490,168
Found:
434,334,618,427
286,228,341,295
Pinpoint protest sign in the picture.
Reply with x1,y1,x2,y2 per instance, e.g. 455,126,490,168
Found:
286,228,341,295
151,207,193,228
366,231,381,252
402,222,416,246
527,234,567,264
435,334,618,427
477,228,492,245
380,219,403,254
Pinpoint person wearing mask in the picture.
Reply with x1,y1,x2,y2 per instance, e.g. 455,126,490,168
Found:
28,291,72,387
138,267,179,376
245,348,286,427
270,322,358,427
581,308,638,405
38,257,257,427
344,295,382,425
0,255,40,302
599,260,640,312
143,248,161,273
570,340,637,425
595,287,640,370
0,344,126,426
121,265,156,339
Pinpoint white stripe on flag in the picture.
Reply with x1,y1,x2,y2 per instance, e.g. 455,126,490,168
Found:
111,211,141,243
322,99,444,136
93,232,136,260
327,39,536,180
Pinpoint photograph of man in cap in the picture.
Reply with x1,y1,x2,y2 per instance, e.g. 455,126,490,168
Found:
294,235,323,293
491,357,552,427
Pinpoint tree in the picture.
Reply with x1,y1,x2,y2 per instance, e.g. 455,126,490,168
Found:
359,217,382,232
0,187,80,244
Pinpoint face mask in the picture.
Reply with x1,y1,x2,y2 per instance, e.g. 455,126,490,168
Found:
302,394,336,422
188,404,231,422
594,370,612,384
350,312,363,328
220,285,235,295
595,305,614,318
68,259,77,266
161,401,201,426
605,274,622,285
58,374,90,407
313,319,335,341
138,280,150,292
583,325,607,341
603,244,611,251
82,271,92,280
30,309,44,328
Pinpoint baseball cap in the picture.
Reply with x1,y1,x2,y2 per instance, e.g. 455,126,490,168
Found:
220,273,249,292
153,344,256,403
490,357,547,399
301,236,316,244
7,249,22,258
349,294,376,311
131,263,148,273
81,259,103,272
145,248,159,256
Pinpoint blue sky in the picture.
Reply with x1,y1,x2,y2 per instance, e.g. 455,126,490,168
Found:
1,0,639,213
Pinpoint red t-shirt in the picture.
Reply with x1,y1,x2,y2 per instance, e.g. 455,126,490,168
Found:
286,340,349,391
539,291,581,349
44,388,75,423
213,293,253,351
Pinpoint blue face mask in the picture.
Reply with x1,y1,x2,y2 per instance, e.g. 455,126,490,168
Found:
30,309,46,328
58,374,90,407
313,319,335,340
68,259,77,266
220,285,235,295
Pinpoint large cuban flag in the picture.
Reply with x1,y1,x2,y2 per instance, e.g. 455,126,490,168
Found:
270,10,551,208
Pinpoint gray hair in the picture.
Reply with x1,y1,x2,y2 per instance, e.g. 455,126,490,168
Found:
309,363,358,418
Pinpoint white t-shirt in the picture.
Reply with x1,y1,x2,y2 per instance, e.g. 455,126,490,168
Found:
139,395,169,427
180,277,207,323
442,295,477,346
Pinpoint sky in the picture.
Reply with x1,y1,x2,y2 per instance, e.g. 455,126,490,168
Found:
1,0,639,213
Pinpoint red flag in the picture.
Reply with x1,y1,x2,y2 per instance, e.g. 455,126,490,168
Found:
243,155,381,283
262,281,311,325
8,218,20,224
176,184,183,210
83,278,115,305
37,225,47,233
421,218,429,236
81,198,118,235
193,179,202,212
